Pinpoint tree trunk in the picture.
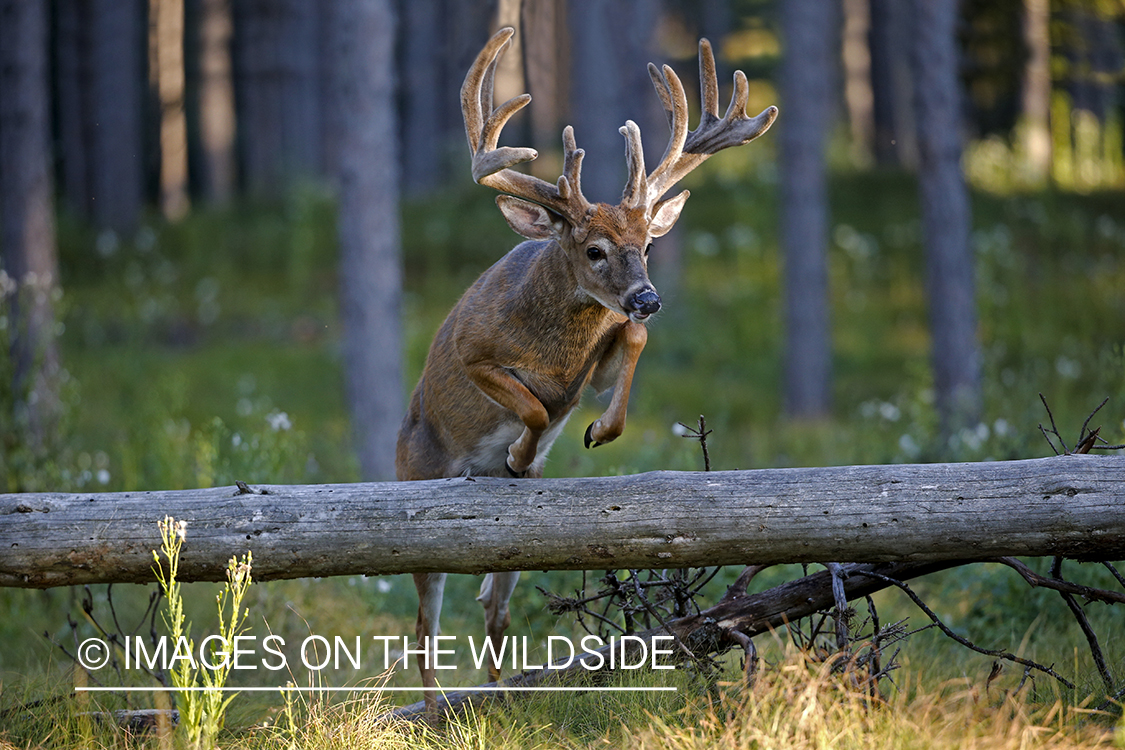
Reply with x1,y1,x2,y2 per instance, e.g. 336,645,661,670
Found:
88,0,145,235
521,0,565,181
0,0,62,448
233,0,322,197
280,0,324,180
566,0,662,205
330,0,404,482
152,0,190,220
911,0,982,434
189,0,237,204
3,456,1123,588
869,0,916,167
842,0,874,166
779,0,837,418
1018,0,1051,185
54,0,92,219
397,0,445,196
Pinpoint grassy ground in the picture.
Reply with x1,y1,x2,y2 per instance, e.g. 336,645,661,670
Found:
2,167,1124,747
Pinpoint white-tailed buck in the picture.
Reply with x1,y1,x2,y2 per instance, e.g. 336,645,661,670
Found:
396,27,776,708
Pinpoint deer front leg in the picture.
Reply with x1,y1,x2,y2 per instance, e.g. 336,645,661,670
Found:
464,362,550,475
585,321,648,448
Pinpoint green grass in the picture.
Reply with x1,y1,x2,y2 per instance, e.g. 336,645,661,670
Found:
2,167,1124,747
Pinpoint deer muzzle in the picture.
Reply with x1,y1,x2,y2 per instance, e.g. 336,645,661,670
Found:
626,287,662,322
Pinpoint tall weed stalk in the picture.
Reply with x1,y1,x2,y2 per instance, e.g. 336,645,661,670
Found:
153,515,253,749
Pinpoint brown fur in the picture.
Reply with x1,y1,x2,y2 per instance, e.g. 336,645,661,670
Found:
396,203,658,481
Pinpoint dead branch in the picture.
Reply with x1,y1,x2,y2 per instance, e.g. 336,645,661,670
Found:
677,415,712,471
1039,394,1125,455
1050,556,1114,694
388,560,965,719
992,557,1125,605
851,569,1075,690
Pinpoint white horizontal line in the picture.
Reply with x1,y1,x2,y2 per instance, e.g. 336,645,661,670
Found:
74,686,677,693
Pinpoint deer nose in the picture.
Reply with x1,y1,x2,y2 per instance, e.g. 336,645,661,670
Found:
629,288,662,317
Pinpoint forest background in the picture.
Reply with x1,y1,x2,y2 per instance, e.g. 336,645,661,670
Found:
1,0,1125,746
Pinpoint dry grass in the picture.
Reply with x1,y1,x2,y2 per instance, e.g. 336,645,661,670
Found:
620,655,1120,750
2,650,1121,749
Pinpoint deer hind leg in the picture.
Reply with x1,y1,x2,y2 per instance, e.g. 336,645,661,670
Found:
585,321,648,448
463,362,550,475
477,571,521,682
412,572,447,712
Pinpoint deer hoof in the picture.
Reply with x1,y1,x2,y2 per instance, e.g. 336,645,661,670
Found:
584,422,601,449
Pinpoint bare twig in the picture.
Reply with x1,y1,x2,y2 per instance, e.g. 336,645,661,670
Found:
1102,562,1125,591
725,628,758,688
1039,392,1068,455
825,563,852,651
1038,394,1124,454
1049,557,1114,694
853,569,1076,690
677,415,712,471
630,573,697,662
722,564,772,602
992,557,1125,605
1077,398,1109,452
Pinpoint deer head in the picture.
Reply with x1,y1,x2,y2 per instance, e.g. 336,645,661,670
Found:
462,27,778,322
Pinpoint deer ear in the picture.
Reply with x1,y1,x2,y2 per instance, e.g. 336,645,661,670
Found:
496,195,566,240
648,190,690,237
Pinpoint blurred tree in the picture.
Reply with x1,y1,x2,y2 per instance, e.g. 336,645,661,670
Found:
233,0,324,198
1058,2,1123,121
152,0,190,220
779,0,837,419
960,0,1025,137
398,0,445,196
522,0,565,181
869,0,917,167
187,0,237,204
396,0,496,196
89,0,145,235
912,0,982,433
54,0,91,220
1018,0,1051,184
700,0,734,53
567,0,663,204
842,0,875,166
329,0,403,481
1051,2,1124,189
1,0,62,442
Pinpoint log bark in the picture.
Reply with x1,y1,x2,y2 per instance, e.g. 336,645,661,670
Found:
1,456,1123,589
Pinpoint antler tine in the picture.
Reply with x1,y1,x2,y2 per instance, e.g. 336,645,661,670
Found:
644,37,779,210
560,126,585,201
648,62,676,132
618,120,648,209
647,62,690,183
462,27,512,154
699,38,721,120
462,28,592,224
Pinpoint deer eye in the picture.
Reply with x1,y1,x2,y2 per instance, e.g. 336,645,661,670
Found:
586,246,606,261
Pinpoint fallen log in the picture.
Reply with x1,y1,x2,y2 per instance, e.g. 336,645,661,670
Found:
2,455,1123,588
